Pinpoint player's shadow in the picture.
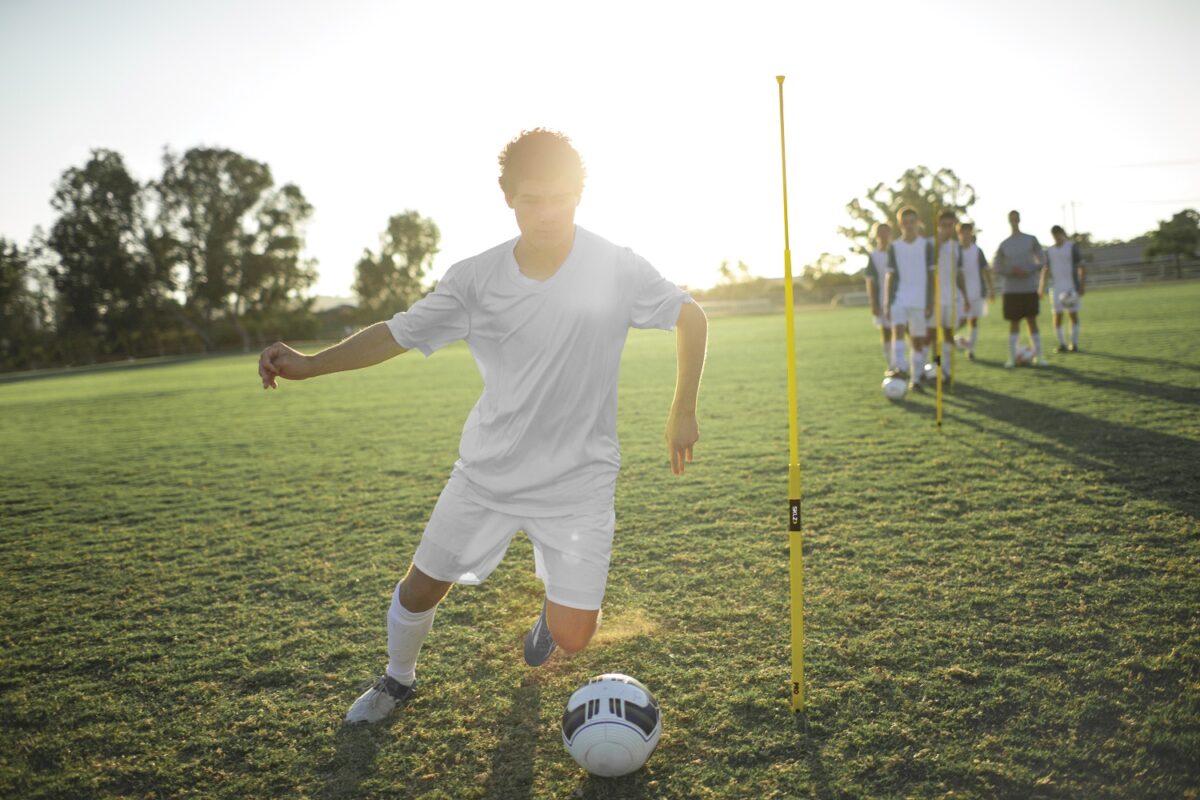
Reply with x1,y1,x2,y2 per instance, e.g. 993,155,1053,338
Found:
926,384,1200,517
1079,349,1200,374
480,677,541,799
318,717,386,800
1051,364,1200,408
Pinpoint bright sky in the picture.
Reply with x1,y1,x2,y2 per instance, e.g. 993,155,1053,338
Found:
3,0,1198,296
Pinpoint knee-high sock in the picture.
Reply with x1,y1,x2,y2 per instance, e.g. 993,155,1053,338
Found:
942,347,952,378
883,339,893,367
1055,325,1066,345
894,339,907,371
968,326,979,351
1072,321,1080,347
386,582,437,686
1009,333,1019,360
1032,333,1042,357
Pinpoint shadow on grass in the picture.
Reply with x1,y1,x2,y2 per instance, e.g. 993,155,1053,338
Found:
318,717,386,800
1051,363,1200,408
1078,348,1200,374
481,677,541,799
901,384,1200,516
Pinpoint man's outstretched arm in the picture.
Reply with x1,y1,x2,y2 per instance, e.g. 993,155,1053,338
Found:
665,301,708,475
258,321,408,389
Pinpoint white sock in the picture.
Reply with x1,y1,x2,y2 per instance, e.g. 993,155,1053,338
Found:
883,340,893,367
894,339,907,371
1055,326,1066,346
386,582,437,686
968,327,979,351
1032,333,1042,357
1072,323,1080,347
943,348,952,378
1009,334,1018,360
914,348,926,374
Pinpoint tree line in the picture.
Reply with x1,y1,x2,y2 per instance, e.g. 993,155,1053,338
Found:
0,147,440,372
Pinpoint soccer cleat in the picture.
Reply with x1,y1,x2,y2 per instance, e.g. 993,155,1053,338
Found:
345,674,415,724
884,367,909,381
1069,344,1079,353
1033,356,1048,367
967,351,976,361
1004,358,1015,369
1055,344,1069,354
909,378,926,393
523,600,557,667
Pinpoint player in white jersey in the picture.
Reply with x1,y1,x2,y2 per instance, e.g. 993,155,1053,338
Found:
883,206,934,390
932,210,970,381
863,222,894,368
256,130,709,724
1040,225,1086,352
955,222,993,360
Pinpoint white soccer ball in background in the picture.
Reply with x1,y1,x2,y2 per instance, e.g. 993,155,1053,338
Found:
1015,345,1036,366
1058,289,1079,311
923,362,938,383
562,673,661,777
882,376,907,400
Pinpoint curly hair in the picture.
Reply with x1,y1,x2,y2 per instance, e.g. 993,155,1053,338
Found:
497,128,586,197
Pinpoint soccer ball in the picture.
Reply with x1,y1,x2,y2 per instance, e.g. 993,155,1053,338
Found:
882,375,907,400
1058,289,1079,311
561,673,661,777
1015,345,1036,366
922,362,938,383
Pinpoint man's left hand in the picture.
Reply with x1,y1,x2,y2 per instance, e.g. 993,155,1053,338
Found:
665,409,699,475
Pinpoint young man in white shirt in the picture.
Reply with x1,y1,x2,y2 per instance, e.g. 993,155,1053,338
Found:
863,222,894,368
883,206,935,391
933,210,970,381
257,129,708,724
955,222,993,360
1041,225,1086,352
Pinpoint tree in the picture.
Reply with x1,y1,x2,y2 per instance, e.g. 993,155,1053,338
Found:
155,147,316,350
45,149,163,361
353,211,440,319
0,238,52,370
840,166,977,255
1144,209,1200,279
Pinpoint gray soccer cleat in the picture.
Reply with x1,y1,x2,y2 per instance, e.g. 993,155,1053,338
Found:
523,600,557,667
345,674,415,724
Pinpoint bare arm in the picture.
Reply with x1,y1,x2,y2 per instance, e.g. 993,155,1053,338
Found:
665,301,708,475
258,321,408,389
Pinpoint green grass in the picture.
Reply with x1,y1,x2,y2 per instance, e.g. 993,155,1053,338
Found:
2,282,1198,800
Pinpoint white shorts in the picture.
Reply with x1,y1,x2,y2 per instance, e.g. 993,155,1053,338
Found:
890,305,927,337
963,294,985,320
413,478,615,610
1052,293,1082,314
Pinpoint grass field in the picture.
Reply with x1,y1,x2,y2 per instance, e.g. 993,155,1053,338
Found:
2,282,1198,800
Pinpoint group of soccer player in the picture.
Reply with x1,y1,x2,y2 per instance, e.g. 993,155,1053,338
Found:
864,206,1087,391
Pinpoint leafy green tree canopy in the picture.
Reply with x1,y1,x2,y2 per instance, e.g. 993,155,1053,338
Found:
353,210,440,318
841,166,977,255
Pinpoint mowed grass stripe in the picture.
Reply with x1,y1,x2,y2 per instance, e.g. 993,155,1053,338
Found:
2,282,1197,799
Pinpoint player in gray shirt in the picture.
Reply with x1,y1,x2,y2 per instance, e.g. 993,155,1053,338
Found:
993,210,1046,367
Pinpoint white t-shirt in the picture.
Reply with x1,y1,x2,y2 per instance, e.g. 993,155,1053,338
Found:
934,238,963,303
386,226,693,517
961,244,986,299
887,236,934,309
1046,242,1080,292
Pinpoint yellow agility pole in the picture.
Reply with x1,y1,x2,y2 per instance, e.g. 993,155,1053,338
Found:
776,75,805,712
934,205,944,428
950,225,957,394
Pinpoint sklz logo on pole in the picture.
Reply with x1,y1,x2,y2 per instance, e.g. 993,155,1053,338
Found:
789,500,801,531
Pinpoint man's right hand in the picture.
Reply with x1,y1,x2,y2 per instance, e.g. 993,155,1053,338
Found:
259,342,314,389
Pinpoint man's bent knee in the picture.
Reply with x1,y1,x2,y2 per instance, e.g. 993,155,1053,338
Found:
399,565,452,612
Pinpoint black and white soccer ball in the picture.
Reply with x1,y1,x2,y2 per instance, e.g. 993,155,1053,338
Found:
1015,345,1036,366
561,673,661,777
1057,288,1079,311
